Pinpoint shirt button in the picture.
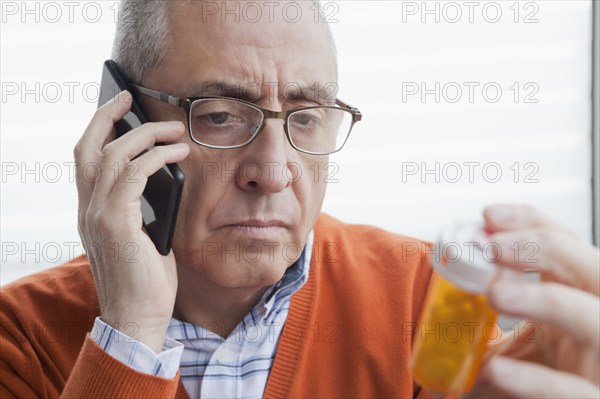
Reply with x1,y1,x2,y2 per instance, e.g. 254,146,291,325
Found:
214,346,231,363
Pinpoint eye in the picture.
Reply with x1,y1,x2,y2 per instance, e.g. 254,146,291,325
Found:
290,112,320,127
193,111,243,128
206,112,230,125
292,113,311,125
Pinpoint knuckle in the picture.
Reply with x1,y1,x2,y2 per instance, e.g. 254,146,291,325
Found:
101,141,116,157
539,283,564,310
532,229,557,250
127,160,142,174
94,103,113,120
137,122,155,135
154,145,170,157
522,229,544,247
73,141,83,159
515,204,538,223
127,159,139,168
120,161,141,184
521,204,536,214
96,209,115,231
142,122,161,140
85,206,108,231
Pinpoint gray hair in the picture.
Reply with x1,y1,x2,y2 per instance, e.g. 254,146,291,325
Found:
112,1,336,84
112,1,170,84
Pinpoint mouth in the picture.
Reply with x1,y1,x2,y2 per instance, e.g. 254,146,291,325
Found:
223,219,289,239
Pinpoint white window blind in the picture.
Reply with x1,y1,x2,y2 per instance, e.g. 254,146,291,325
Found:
1,1,593,285
325,0,593,240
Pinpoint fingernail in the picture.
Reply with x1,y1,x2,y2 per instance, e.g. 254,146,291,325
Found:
488,205,516,224
115,89,130,100
112,90,132,105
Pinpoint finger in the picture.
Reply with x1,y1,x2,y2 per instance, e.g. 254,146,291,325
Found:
489,280,600,348
74,90,132,210
489,228,600,295
483,204,577,237
485,321,547,362
90,121,185,205
107,143,190,210
479,356,599,398
75,90,135,274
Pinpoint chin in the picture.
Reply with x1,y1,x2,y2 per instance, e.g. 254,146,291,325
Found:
176,241,293,285
211,258,292,290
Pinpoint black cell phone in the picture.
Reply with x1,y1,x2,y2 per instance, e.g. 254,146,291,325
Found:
98,60,184,255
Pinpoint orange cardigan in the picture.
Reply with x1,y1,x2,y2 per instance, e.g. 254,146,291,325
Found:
1,213,441,398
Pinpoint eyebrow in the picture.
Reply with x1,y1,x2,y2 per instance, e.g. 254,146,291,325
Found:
285,85,337,106
181,80,337,106
181,80,260,102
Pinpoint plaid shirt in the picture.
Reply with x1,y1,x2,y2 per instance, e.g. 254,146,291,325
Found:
91,232,313,398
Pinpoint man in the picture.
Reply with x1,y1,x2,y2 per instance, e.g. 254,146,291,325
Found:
1,1,598,398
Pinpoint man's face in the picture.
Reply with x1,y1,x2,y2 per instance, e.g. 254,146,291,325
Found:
141,1,337,290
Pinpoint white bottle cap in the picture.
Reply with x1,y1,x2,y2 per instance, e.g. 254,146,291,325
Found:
431,221,499,294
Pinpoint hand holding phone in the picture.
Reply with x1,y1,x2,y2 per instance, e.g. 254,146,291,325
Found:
73,62,189,352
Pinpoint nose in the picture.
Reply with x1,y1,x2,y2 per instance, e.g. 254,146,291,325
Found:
236,119,293,194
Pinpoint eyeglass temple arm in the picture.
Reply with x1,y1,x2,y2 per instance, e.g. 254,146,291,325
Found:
129,84,189,107
336,99,362,121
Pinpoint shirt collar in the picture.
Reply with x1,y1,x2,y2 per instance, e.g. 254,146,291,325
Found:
264,230,313,302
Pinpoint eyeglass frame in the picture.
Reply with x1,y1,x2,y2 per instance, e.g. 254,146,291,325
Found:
129,84,362,155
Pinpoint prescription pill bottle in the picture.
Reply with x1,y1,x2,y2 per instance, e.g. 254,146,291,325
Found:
410,222,501,395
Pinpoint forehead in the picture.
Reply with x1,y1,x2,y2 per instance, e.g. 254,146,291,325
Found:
146,1,337,99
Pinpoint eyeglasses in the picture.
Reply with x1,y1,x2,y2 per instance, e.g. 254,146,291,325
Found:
129,84,362,155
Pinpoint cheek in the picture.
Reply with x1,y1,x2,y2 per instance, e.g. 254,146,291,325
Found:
172,150,227,250
306,175,327,210
295,160,328,227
